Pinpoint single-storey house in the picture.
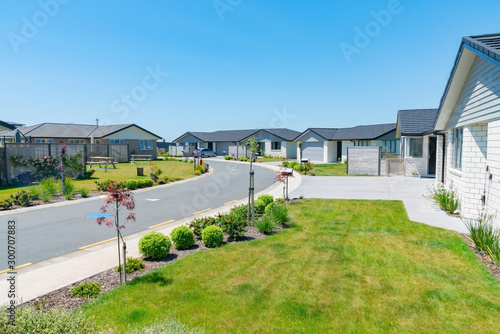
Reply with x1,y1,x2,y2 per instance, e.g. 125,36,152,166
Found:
294,123,399,163
0,123,162,158
172,128,301,158
396,108,439,177
434,33,500,219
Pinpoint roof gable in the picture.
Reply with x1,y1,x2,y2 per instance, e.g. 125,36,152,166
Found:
396,109,438,137
435,33,500,130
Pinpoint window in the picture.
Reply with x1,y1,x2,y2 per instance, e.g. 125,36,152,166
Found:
406,138,423,158
68,139,85,144
358,140,371,146
140,139,153,150
451,128,463,170
34,138,54,143
382,140,396,154
110,139,125,144
271,142,281,150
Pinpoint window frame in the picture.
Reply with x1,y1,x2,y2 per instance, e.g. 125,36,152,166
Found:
382,140,396,154
271,141,281,150
451,128,463,170
406,137,423,158
140,139,153,150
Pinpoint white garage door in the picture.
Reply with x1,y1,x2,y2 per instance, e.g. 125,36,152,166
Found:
302,142,324,162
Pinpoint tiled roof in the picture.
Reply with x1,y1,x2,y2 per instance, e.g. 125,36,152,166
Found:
303,123,396,141
0,120,16,130
0,123,161,139
463,33,500,62
397,109,439,136
175,128,300,143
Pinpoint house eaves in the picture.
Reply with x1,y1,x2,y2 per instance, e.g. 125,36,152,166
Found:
435,33,500,130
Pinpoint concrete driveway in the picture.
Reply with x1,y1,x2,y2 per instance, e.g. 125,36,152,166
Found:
290,175,468,234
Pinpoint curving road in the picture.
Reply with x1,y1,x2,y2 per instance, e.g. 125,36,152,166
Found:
0,160,275,271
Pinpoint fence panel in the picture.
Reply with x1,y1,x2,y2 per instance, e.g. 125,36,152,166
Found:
347,147,381,175
1,143,129,184
228,145,248,159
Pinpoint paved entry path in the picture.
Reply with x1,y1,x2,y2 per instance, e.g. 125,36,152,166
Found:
290,176,468,234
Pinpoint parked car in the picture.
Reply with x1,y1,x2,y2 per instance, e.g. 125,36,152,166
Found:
193,148,217,158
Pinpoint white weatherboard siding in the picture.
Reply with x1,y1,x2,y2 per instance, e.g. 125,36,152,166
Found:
446,55,500,129
105,126,159,140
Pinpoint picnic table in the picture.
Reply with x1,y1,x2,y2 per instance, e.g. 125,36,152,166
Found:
130,154,152,165
86,157,117,169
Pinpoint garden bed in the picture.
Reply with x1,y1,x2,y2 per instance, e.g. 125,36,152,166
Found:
25,225,277,311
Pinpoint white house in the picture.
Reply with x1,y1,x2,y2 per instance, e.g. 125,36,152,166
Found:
396,109,439,177
434,33,500,220
294,123,399,163
172,128,300,158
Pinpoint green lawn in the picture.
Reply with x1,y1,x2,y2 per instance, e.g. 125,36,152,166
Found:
81,199,500,333
313,163,347,176
0,160,195,201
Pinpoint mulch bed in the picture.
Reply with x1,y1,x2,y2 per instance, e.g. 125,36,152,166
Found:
25,226,274,311
460,234,500,280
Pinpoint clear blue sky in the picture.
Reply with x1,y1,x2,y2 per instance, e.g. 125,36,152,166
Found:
1,0,499,140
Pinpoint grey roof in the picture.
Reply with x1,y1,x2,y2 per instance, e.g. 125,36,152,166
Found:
0,120,16,130
303,123,396,141
0,123,161,139
463,33,500,62
174,128,300,143
397,109,439,136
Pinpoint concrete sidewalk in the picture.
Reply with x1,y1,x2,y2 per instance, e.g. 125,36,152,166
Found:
0,162,302,305
290,175,468,234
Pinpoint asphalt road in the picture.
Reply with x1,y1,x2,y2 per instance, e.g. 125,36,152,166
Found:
0,160,275,271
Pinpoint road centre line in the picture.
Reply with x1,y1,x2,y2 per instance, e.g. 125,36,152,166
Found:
79,237,117,250
224,200,237,205
193,208,211,215
148,220,175,229
0,263,32,275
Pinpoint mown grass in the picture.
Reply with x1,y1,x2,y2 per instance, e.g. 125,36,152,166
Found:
82,199,500,333
313,163,347,176
0,161,195,201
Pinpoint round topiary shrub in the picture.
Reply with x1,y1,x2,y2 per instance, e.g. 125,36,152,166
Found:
265,202,276,215
142,179,154,187
202,225,224,248
170,225,195,250
254,199,267,214
126,179,138,190
258,194,274,206
138,232,171,259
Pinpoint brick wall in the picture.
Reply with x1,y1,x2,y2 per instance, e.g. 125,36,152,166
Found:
446,123,488,219
403,136,429,177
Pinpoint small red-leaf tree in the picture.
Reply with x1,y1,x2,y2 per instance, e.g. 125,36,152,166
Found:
96,182,136,283
275,168,294,200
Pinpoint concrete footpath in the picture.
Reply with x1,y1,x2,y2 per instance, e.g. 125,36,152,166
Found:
0,162,302,305
290,175,468,234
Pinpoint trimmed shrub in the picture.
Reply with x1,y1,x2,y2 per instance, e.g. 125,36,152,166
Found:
265,202,276,215
275,197,285,204
254,199,267,214
126,179,138,190
10,191,35,207
202,225,224,248
171,225,195,250
138,179,154,188
238,156,248,162
68,281,102,298
139,232,172,259
225,155,231,160
258,194,274,206
116,257,145,274
0,305,98,333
